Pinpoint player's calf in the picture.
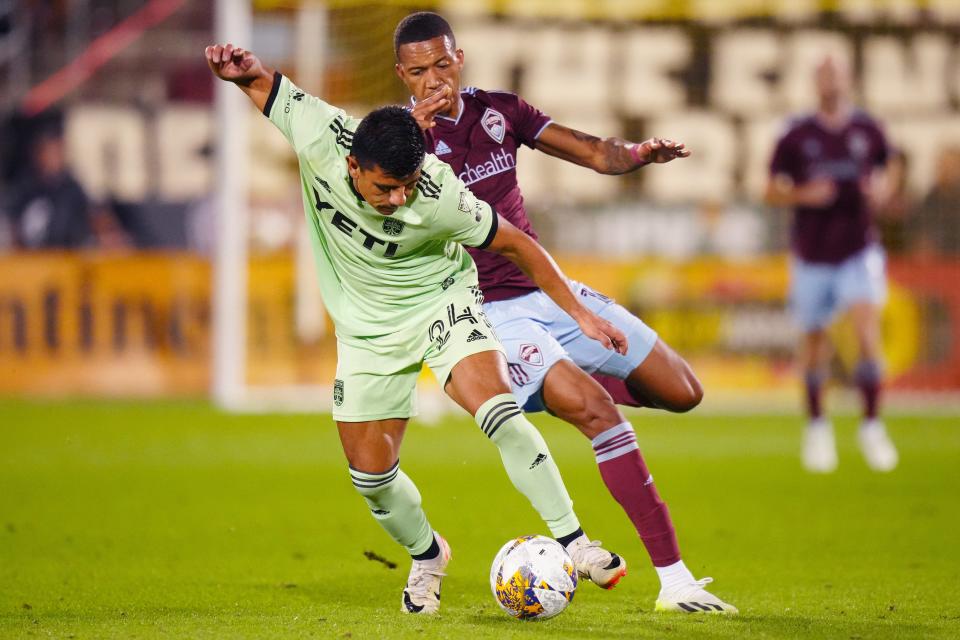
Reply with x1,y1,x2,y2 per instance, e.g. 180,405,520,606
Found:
475,393,581,537
620,340,704,412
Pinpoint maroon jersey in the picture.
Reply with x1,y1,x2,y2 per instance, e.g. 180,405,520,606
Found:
770,111,890,264
421,88,553,301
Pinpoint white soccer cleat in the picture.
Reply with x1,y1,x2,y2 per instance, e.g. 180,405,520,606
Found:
655,576,738,614
564,536,627,590
401,533,451,615
858,420,898,472
802,419,837,473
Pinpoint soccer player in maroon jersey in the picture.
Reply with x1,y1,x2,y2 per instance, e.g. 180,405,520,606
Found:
766,57,898,474
393,12,736,614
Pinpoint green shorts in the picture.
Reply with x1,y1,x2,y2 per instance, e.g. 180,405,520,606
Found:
332,284,503,422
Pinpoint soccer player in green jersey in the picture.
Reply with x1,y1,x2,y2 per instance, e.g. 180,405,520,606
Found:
206,43,629,615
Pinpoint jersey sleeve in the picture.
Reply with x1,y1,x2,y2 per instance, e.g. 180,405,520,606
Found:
507,94,553,148
769,128,798,179
263,72,354,153
871,121,891,168
424,159,499,249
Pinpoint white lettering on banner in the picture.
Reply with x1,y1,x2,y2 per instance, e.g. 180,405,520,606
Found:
66,106,149,201
620,29,691,117
523,26,612,116
886,117,960,195
779,30,853,111
455,22,524,90
515,111,622,204
711,29,780,115
57,22,960,207
645,111,736,204
863,34,951,115
156,107,213,201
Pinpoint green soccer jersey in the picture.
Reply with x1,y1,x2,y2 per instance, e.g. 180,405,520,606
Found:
264,73,498,337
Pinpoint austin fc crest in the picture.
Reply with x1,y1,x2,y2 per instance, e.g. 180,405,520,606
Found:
333,379,344,406
481,108,506,143
382,217,404,236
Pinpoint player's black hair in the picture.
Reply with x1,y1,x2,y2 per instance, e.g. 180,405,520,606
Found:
351,106,425,179
394,11,455,58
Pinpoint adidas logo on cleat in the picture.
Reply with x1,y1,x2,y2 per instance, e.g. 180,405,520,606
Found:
677,602,727,613
466,329,487,342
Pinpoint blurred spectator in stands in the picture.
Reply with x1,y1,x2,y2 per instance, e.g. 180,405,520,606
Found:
2,123,128,250
910,146,960,258
874,149,912,256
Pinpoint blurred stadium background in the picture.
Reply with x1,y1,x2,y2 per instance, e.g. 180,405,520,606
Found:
1,0,959,412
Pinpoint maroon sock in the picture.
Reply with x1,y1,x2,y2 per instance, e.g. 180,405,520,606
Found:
592,423,680,567
804,370,824,420
591,373,652,408
854,360,882,420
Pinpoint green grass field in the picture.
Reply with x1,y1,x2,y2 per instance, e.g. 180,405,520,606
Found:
1,400,958,639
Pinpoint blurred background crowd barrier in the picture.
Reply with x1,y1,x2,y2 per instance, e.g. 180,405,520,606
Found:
1,0,959,408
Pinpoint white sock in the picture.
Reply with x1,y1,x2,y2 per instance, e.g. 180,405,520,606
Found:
655,559,695,592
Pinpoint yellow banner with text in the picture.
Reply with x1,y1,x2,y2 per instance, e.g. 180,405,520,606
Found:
1,253,957,397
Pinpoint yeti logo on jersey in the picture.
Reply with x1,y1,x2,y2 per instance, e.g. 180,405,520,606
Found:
382,218,404,236
435,140,452,155
314,196,400,257
333,379,344,406
519,343,544,367
481,108,506,143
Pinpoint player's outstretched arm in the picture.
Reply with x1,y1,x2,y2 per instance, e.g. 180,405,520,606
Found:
204,43,275,112
485,216,627,354
534,123,690,175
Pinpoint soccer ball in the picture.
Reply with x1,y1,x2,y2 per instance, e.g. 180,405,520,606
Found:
489,535,577,620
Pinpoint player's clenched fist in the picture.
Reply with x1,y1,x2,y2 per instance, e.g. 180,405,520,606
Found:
205,43,263,85
578,314,629,356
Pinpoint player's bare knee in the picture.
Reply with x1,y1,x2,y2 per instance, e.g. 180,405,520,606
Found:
554,390,623,439
658,377,703,413
679,375,705,412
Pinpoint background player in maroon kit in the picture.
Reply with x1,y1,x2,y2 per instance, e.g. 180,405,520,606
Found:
393,12,737,614
766,57,898,474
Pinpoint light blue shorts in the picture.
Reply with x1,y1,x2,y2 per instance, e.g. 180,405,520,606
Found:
482,281,658,412
789,244,887,331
